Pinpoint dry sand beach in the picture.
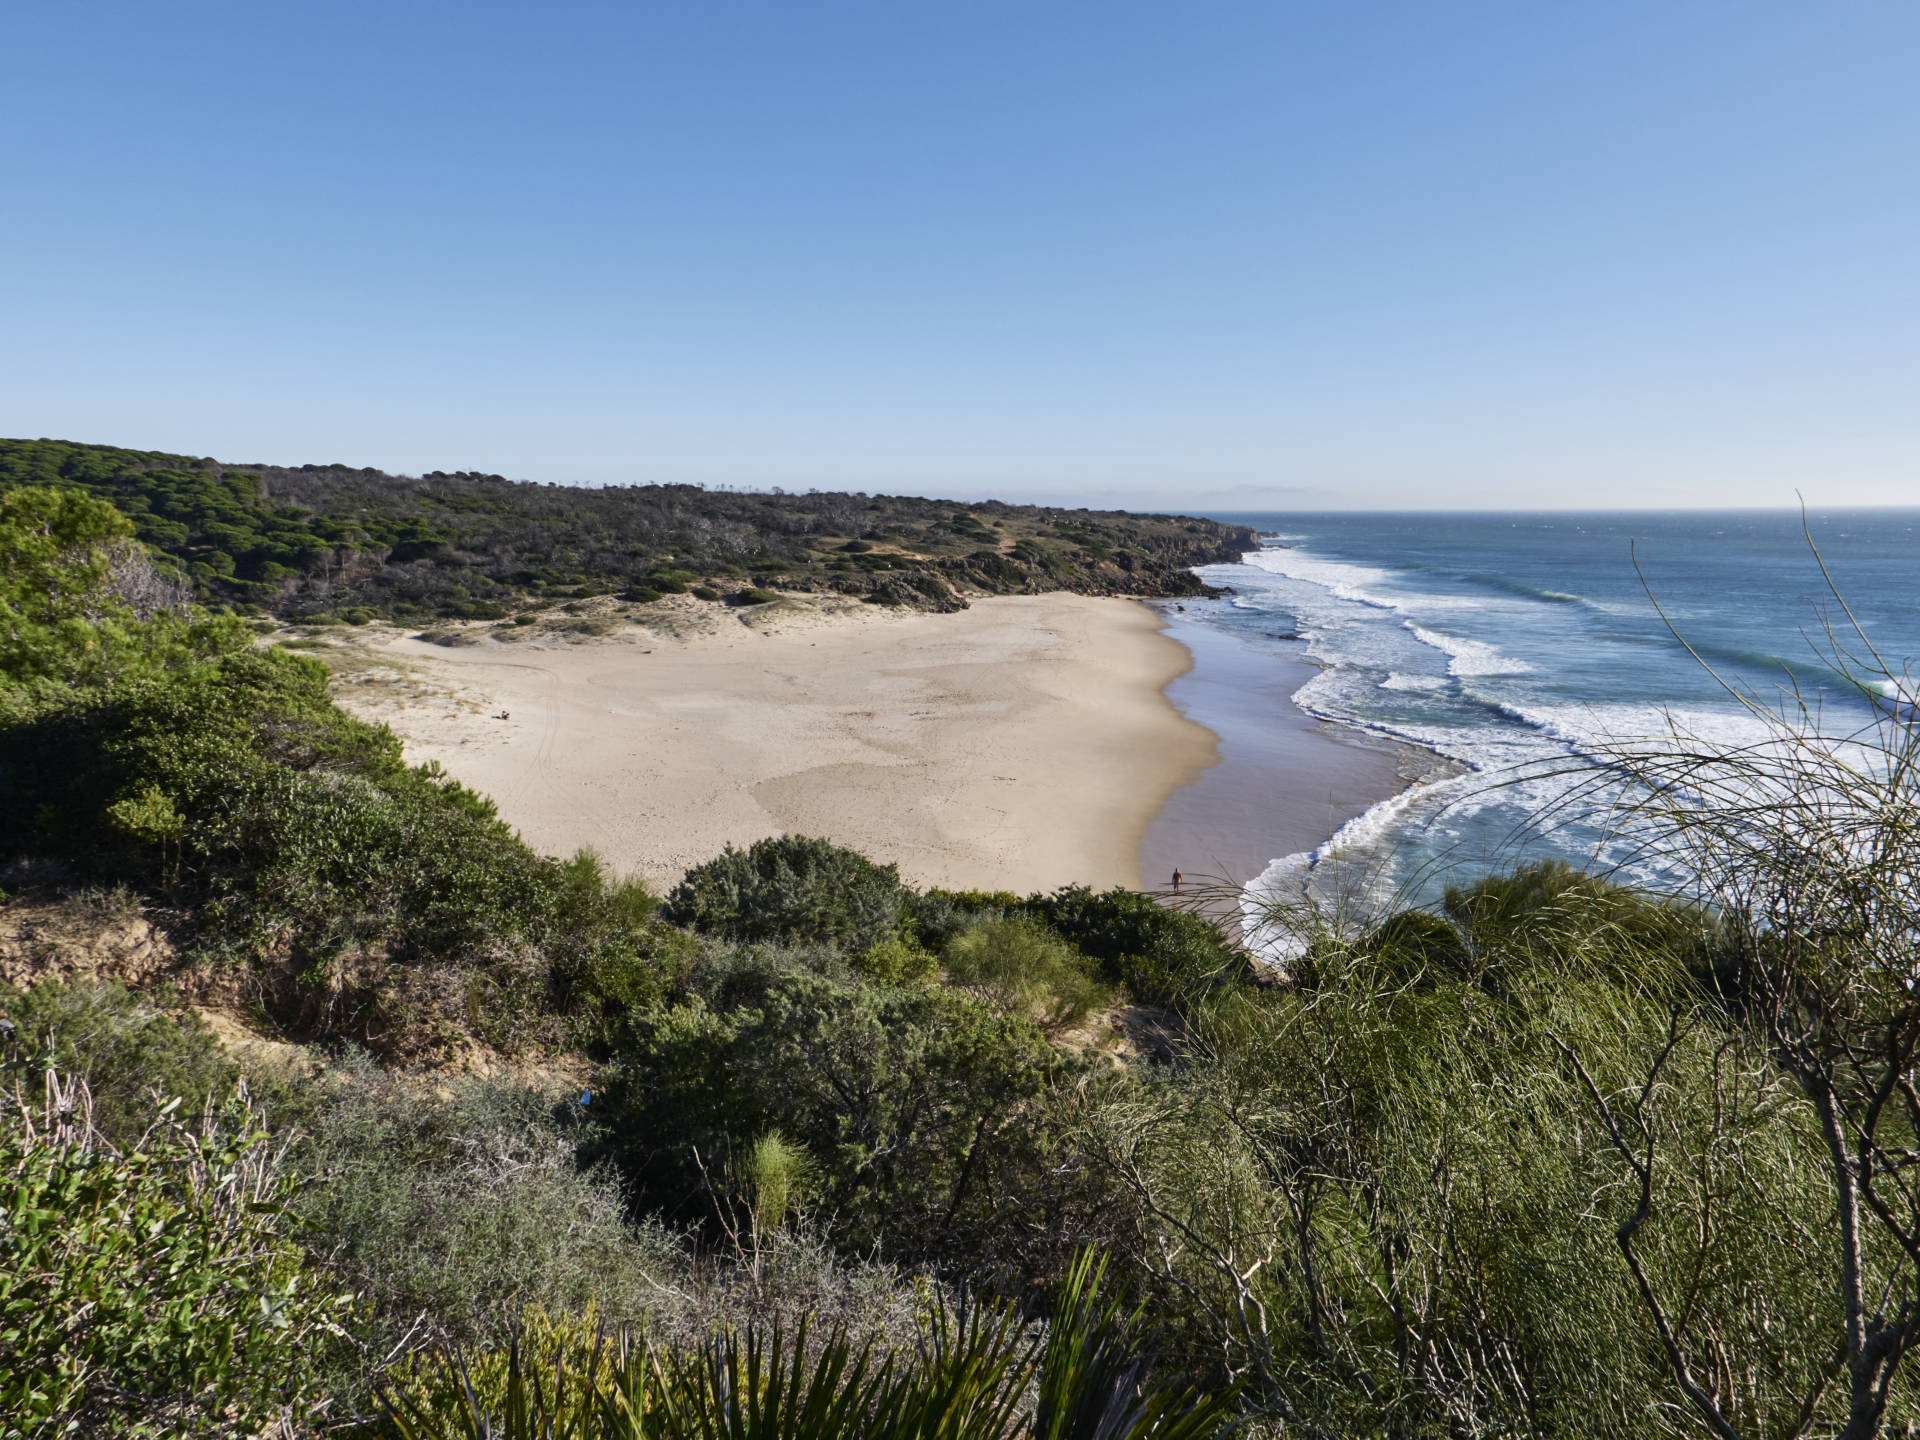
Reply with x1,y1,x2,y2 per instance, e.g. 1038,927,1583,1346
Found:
309,592,1220,893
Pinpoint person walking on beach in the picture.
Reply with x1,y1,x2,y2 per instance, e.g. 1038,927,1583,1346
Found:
1170,868,1182,894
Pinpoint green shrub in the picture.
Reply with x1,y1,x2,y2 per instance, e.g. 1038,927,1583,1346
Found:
854,936,938,986
0,1065,357,1436
595,970,1067,1266
0,978,235,1144
0,486,233,710
665,836,909,954
912,887,1242,1012
943,918,1106,1035
1355,908,1474,988
1,640,669,1056
691,586,721,601
739,1130,815,1239
908,889,1021,949
1025,886,1246,1010
560,848,659,927
284,1056,677,1350
1442,860,1722,983
732,587,780,606
672,937,856,1007
1093,904,1849,1432
625,586,664,604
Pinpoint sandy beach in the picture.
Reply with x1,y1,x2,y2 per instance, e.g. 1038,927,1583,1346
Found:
310,592,1218,894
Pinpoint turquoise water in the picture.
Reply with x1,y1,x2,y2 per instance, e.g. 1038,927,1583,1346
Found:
1180,509,1920,914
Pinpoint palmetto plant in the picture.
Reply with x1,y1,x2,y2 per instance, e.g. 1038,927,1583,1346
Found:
374,1249,1237,1440
1033,1252,1236,1440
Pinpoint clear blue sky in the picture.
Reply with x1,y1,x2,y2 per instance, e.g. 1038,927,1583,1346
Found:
4,2,1915,510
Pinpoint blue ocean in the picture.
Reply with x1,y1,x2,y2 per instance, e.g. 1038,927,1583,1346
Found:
1170,509,1920,918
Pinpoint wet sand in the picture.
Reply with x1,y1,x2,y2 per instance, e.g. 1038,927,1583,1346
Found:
1138,611,1412,892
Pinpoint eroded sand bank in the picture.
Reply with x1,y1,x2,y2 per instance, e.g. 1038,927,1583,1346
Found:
314,593,1216,893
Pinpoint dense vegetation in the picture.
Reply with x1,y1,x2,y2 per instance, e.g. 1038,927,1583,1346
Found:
7,477,1920,1436
0,437,1255,621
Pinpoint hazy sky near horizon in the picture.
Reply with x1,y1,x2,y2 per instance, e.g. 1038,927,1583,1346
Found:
3,3,1916,511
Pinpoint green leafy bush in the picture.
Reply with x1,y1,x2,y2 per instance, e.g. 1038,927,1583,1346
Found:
732,587,780,606
1442,859,1723,982
3,653,561,1045
910,885,1243,1011
0,978,235,1143
594,970,1068,1266
854,936,938,986
284,1056,677,1350
943,918,1107,1035
1351,908,1475,989
907,888,1021,949
738,1130,815,1240
665,836,909,954
691,586,721,601
1024,886,1245,1010
0,1065,357,1437
1089,882,1856,1431
625,586,664,604
0,486,225,713
1,566,669,1057
276,1053,932,1404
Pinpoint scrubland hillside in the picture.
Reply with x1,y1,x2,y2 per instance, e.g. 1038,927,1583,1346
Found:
7,478,1920,1438
0,437,1254,621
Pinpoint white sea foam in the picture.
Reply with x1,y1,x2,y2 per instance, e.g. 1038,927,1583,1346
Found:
1209,526,1918,955
1239,546,1401,608
1239,546,1487,618
1876,675,1920,707
1239,771,1488,963
1289,665,1357,718
1406,623,1534,677
1237,689,1821,968
1479,696,1787,759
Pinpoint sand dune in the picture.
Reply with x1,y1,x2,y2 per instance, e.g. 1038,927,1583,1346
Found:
312,592,1216,894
